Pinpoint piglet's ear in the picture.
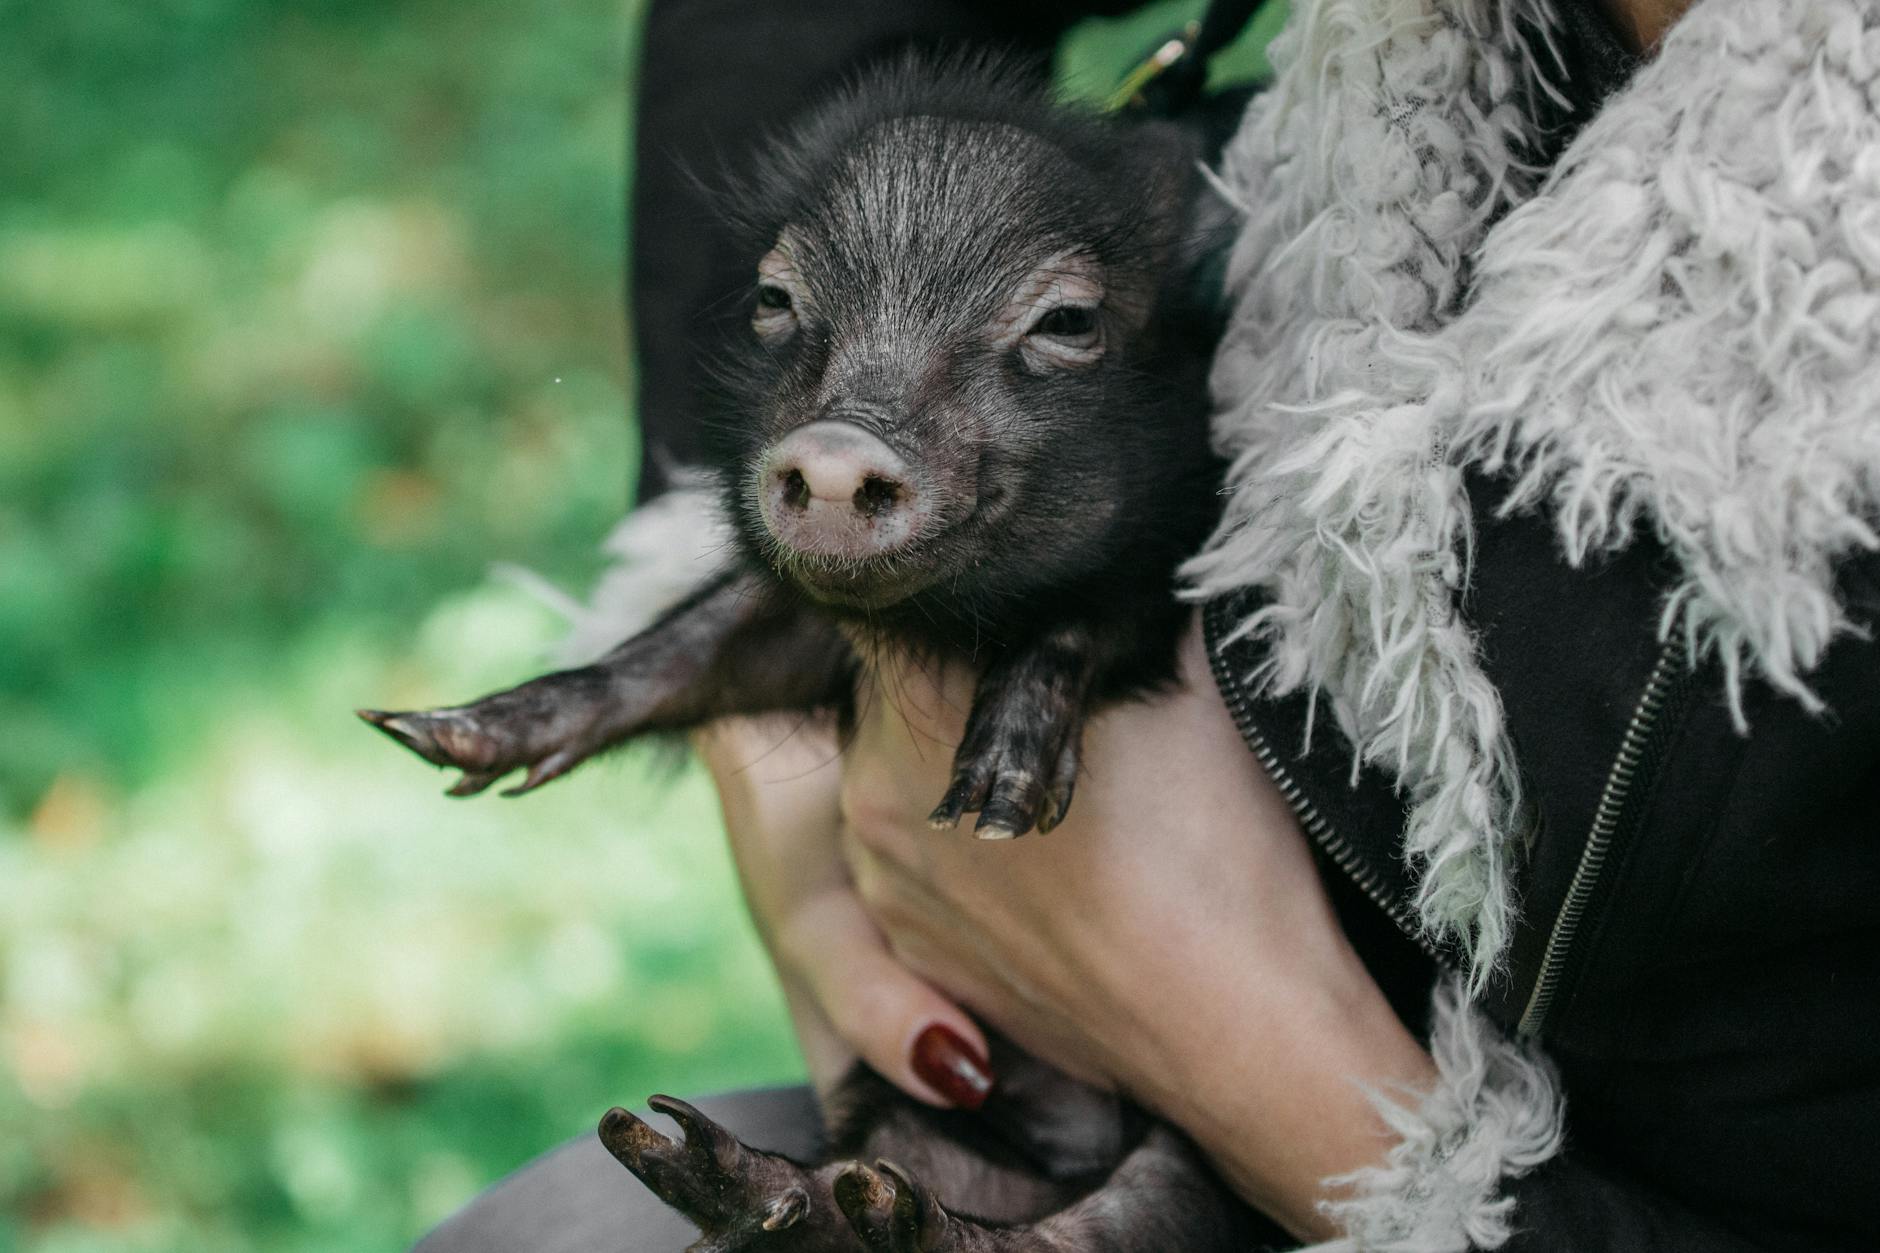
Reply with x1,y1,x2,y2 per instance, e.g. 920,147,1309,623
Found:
1116,118,1234,282
1117,118,1199,210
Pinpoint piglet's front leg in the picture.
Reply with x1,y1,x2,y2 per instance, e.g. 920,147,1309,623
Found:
360,568,850,798
926,624,1102,840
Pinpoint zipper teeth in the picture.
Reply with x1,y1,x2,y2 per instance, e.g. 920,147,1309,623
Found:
1516,631,1687,1037
1203,611,1440,962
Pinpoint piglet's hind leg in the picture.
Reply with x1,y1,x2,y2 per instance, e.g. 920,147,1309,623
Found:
834,1128,1253,1253
600,1098,827,1251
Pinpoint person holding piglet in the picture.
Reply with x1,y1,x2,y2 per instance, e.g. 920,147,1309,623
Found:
415,0,1880,1248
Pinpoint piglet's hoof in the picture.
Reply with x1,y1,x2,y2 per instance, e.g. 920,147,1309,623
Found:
599,1099,813,1244
926,717,1080,841
834,1159,949,1253
358,665,622,798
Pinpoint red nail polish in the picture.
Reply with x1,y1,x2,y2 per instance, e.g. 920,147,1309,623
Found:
911,1024,994,1110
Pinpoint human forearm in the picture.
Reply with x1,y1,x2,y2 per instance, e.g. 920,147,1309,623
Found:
1124,938,1437,1241
697,715,993,1110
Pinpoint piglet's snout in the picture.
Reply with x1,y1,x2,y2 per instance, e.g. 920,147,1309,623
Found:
758,421,928,560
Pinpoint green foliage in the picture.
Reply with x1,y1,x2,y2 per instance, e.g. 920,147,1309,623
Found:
0,2,1282,1248
0,0,722,1246
1057,0,1286,98
0,575,805,1248
0,0,642,815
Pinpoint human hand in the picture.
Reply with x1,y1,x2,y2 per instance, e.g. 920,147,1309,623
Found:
833,615,1437,1238
698,615,1436,1238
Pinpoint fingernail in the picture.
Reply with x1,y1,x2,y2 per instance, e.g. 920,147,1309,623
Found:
911,1024,994,1110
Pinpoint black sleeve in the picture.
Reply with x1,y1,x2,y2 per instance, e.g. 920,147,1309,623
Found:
629,0,1148,500
1500,1157,1776,1252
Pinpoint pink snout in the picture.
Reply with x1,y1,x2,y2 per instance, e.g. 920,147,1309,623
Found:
757,421,928,560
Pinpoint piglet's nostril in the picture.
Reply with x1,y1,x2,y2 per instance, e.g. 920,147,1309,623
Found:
781,468,811,511
854,474,901,518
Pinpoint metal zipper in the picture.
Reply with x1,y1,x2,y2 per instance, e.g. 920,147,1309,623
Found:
1202,606,1441,961
1515,630,1690,1037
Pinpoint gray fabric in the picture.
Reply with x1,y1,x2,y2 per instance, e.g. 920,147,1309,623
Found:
415,1087,823,1253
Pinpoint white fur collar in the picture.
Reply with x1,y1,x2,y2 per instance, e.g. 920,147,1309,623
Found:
1190,0,1880,990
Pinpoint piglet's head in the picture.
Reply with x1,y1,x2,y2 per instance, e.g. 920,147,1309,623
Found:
708,59,1218,616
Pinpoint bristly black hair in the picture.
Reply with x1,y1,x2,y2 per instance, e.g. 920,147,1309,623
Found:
711,46,1191,257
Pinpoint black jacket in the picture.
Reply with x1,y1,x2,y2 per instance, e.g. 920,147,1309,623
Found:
1205,503,1880,1250
1193,0,1880,1241
634,1,1880,1247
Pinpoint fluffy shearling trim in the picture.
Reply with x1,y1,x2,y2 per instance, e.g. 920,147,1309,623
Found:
1194,0,1880,988
544,477,732,665
1452,0,1880,727
1308,979,1566,1252
1186,0,1564,988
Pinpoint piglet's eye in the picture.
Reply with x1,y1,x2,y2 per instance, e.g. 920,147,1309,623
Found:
1002,251,1105,369
753,239,805,342
1030,305,1097,340
1023,302,1103,367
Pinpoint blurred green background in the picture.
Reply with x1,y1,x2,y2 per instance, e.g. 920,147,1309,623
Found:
0,1,1279,1248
